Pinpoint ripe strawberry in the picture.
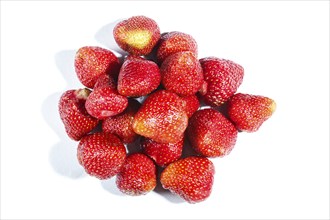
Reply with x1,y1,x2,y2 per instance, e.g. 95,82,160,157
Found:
93,74,117,90
156,31,198,64
59,88,99,141
117,56,161,97
74,46,120,88
116,153,156,196
141,137,183,167
227,93,276,132
102,99,141,143
132,90,188,144
187,108,238,157
113,16,160,56
199,57,244,106
77,132,126,179
85,86,128,120
161,51,204,96
181,95,200,118
160,156,215,203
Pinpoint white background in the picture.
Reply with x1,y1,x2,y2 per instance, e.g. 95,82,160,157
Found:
1,1,329,219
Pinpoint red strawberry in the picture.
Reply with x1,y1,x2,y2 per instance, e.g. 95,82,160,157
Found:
141,137,183,167
116,153,156,195
77,132,126,179
161,51,204,96
156,31,198,64
85,86,128,120
227,93,276,132
117,56,161,97
199,57,244,106
102,99,141,143
160,156,215,203
93,74,117,90
74,46,120,88
59,88,99,141
187,108,238,157
181,95,200,118
113,16,160,56
132,90,188,144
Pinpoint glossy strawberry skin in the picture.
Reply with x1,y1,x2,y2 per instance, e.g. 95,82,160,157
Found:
113,16,160,56
199,57,244,106
85,86,128,120
74,46,120,88
161,51,204,96
59,89,99,141
181,95,200,118
156,31,198,64
187,108,238,157
102,99,141,143
160,156,215,203
116,153,156,196
117,56,161,97
228,93,276,132
141,137,183,167
132,90,188,144
77,133,126,179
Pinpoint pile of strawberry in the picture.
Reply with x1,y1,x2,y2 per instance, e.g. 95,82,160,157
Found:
59,16,276,203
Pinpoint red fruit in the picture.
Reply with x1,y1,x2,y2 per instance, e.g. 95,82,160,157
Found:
187,108,238,157
85,86,128,120
74,46,120,88
156,31,198,64
77,133,126,179
199,57,244,106
117,56,161,97
161,51,204,96
181,95,200,118
59,88,99,141
228,93,276,132
113,16,160,56
102,99,141,143
141,137,183,167
132,90,188,144
116,153,156,196
94,74,117,90
160,156,215,203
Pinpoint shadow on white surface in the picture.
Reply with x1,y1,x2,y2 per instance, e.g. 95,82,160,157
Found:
43,50,86,179
100,178,124,196
42,92,86,179
55,50,78,88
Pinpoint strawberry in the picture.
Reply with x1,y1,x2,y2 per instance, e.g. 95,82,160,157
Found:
160,156,215,203
156,31,198,64
199,57,244,106
102,99,141,143
227,93,276,132
59,88,99,141
181,95,200,118
141,137,183,167
113,16,160,56
77,132,126,179
132,90,188,144
187,108,238,157
161,51,204,96
117,56,161,97
74,46,120,88
93,74,117,90
85,86,128,120
116,153,156,195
